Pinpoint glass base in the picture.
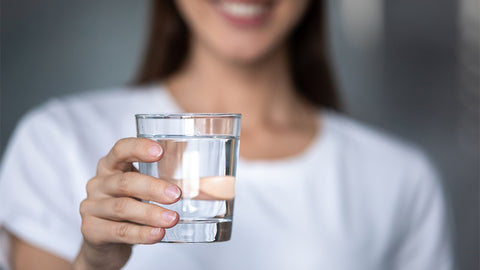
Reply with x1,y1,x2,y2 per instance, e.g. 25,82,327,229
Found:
161,220,232,243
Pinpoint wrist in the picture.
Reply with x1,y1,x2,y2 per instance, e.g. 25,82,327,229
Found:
72,241,131,270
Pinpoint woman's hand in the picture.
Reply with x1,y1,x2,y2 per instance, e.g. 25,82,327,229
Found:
73,138,182,269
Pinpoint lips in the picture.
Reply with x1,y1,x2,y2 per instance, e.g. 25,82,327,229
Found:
220,1,268,17
215,0,273,27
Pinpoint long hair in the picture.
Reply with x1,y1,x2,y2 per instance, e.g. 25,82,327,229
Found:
135,0,341,111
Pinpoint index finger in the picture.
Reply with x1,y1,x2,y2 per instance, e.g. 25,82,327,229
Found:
97,137,163,175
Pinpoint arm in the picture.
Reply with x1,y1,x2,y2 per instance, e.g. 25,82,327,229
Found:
9,234,70,270
1,105,182,269
391,157,454,270
3,137,180,270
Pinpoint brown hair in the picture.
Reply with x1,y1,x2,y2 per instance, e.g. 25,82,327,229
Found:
135,0,341,111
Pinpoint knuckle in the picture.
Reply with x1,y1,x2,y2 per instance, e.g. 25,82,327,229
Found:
96,157,113,176
80,217,104,245
115,223,129,240
80,217,92,238
113,198,129,215
111,144,122,160
85,178,97,196
112,138,129,159
79,199,89,217
117,173,131,195
97,156,107,170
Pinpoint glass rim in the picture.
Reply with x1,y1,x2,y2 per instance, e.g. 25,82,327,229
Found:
135,113,241,119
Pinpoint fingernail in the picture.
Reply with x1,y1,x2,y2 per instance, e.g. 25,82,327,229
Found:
162,211,178,224
151,227,163,236
165,186,181,199
148,145,162,157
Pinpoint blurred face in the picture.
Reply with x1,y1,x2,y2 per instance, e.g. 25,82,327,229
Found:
175,0,311,65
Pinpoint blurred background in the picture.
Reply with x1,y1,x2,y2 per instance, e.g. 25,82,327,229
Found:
1,0,478,269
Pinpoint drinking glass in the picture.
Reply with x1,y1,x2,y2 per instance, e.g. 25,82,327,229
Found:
136,113,241,242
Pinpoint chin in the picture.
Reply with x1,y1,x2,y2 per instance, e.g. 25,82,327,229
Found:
216,41,281,66
224,51,267,65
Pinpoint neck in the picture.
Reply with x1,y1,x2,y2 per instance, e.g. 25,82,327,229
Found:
166,41,314,130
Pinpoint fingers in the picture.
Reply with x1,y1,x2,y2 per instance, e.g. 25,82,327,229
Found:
97,138,163,175
82,197,179,229
81,137,180,248
81,216,166,245
87,172,182,203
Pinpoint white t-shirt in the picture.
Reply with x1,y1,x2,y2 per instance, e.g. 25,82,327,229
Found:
0,84,453,269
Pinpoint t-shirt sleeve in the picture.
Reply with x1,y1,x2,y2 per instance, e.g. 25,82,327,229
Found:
392,153,454,270
0,103,84,263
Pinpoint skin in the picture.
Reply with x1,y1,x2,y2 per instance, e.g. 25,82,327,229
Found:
10,0,315,269
169,0,316,160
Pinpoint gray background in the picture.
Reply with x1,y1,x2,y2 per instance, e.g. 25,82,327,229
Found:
1,0,478,269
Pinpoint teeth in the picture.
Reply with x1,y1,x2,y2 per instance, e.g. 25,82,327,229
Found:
220,2,266,17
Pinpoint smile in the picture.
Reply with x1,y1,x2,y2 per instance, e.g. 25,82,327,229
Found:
215,0,273,27
220,1,268,17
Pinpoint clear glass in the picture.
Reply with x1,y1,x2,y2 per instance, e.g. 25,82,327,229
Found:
136,113,241,242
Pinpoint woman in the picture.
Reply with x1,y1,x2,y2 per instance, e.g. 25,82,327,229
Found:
0,0,452,269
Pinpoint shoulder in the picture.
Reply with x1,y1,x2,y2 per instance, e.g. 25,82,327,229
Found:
323,111,441,194
321,111,447,219
18,83,173,133
31,84,165,118
324,111,430,168
320,112,452,266
7,83,174,169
